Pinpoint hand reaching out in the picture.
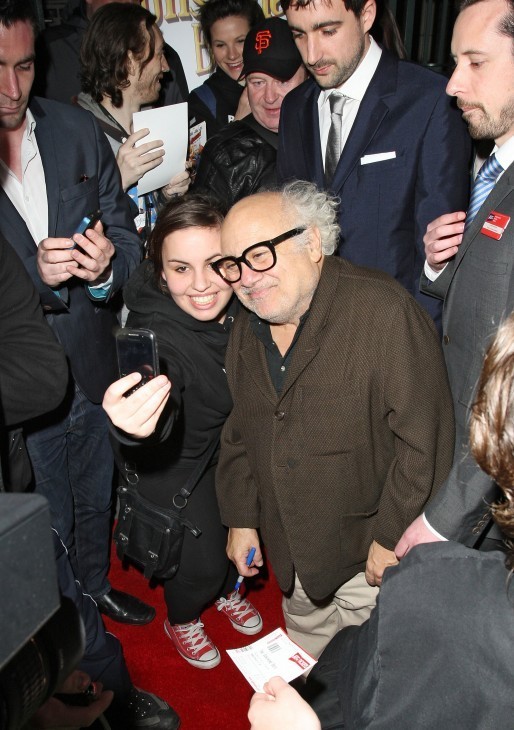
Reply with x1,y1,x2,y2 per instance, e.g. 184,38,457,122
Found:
248,676,321,730
117,128,165,191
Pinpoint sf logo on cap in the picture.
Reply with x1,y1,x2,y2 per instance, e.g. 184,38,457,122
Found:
255,30,272,54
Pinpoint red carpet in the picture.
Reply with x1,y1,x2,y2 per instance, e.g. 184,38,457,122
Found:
104,552,285,729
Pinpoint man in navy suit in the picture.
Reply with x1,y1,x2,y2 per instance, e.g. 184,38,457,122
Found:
0,0,154,626
277,0,472,327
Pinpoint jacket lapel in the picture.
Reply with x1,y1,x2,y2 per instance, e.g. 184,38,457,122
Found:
31,99,60,237
239,326,279,405
450,165,514,287
330,51,397,192
300,80,324,187
0,185,35,256
279,257,341,401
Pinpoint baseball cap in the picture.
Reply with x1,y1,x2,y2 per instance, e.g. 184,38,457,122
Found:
239,16,303,81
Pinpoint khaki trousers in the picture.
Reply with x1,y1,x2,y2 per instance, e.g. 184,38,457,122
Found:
282,571,378,658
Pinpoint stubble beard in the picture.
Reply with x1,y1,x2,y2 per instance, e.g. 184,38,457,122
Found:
309,35,365,90
462,98,514,141
0,99,29,131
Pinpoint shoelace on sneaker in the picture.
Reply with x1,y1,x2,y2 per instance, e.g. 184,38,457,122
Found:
174,620,213,655
216,592,255,621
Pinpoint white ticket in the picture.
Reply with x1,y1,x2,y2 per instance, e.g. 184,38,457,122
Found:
226,628,317,692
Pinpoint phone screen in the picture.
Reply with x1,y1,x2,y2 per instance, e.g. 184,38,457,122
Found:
116,328,159,385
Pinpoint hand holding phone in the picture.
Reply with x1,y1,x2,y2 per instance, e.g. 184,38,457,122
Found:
103,373,171,439
71,210,103,254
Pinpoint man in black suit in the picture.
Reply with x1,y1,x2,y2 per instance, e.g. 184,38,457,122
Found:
0,0,152,626
396,0,514,555
277,0,471,328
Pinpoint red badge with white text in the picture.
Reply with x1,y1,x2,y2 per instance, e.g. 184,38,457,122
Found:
481,210,511,240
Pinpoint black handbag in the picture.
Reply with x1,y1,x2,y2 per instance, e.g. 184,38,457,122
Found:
114,438,219,580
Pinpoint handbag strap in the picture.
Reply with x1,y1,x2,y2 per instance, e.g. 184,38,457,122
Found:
172,437,220,509
124,437,219,512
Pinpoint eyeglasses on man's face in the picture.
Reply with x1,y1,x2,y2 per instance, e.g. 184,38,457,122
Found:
211,227,307,283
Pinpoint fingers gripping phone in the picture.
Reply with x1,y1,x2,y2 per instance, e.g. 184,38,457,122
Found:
71,209,103,254
115,328,160,394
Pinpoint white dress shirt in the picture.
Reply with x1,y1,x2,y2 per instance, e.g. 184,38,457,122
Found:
0,109,48,246
318,36,382,167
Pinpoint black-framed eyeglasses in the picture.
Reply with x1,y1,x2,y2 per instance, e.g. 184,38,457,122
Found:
211,227,307,283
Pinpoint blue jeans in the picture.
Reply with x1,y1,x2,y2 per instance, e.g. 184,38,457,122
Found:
26,383,113,598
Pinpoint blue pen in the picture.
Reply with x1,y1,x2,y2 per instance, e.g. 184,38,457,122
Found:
234,547,256,592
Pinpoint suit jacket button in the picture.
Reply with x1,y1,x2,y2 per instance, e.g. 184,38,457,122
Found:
43,305,52,311
443,334,450,345
274,410,285,420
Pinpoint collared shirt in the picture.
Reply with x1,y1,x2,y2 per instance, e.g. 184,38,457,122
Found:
249,310,310,394
424,133,514,281
318,36,382,166
422,133,514,539
0,109,48,245
0,108,112,296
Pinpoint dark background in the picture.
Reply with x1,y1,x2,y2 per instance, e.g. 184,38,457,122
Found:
34,0,458,75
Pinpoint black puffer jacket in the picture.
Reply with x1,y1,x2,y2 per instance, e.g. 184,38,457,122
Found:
193,114,277,207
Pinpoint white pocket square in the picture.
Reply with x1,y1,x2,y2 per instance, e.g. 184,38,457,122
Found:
360,151,397,165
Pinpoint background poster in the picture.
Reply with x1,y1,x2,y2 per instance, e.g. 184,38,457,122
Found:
142,0,283,94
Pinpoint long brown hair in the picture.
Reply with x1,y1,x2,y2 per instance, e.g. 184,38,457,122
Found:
147,193,226,291
470,314,514,569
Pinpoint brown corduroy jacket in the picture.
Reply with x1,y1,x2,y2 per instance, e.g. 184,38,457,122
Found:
216,255,454,601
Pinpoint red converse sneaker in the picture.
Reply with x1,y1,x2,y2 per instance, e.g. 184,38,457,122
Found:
215,591,263,635
164,618,220,669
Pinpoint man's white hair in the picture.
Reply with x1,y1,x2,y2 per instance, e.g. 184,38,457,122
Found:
280,180,340,255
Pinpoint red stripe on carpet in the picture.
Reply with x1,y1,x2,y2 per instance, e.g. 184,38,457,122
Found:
105,550,285,729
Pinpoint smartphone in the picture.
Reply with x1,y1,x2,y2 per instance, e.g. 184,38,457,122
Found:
116,328,160,392
71,209,103,253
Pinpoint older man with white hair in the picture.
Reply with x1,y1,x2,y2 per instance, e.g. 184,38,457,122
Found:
211,181,455,657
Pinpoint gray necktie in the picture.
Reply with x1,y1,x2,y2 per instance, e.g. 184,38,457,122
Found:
325,93,346,185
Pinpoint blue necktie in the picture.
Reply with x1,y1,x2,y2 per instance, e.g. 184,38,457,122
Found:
465,153,504,228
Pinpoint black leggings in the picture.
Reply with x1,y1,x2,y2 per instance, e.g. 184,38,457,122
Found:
162,466,237,624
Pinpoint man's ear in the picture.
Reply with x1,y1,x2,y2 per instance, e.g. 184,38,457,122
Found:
126,50,136,79
307,226,323,263
360,0,377,34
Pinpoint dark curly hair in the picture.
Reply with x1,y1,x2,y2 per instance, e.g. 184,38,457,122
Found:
470,313,514,571
148,193,226,291
80,3,157,108
199,0,264,47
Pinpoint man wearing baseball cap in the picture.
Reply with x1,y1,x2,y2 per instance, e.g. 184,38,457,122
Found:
193,16,306,206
